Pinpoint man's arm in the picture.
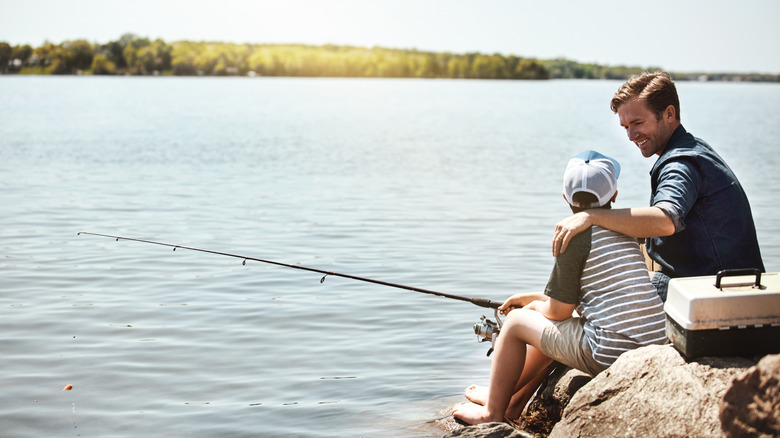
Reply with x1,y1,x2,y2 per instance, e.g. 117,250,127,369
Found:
552,206,675,256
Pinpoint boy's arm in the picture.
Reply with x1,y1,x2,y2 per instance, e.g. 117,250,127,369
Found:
553,207,674,256
498,292,549,314
525,297,575,321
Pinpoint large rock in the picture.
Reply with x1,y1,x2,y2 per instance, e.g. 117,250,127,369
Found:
442,345,769,438
548,345,756,438
719,354,780,437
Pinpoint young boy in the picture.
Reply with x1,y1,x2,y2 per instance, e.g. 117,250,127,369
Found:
454,150,667,425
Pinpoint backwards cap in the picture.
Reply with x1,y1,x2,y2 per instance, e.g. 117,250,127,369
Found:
563,150,621,208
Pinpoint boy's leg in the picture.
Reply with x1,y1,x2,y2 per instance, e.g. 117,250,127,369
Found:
453,308,554,425
464,345,552,410
506,348,554,419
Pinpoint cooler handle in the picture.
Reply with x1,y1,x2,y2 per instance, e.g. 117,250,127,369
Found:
714,269,762,289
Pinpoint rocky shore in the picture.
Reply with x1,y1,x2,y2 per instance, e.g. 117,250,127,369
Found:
440,345,780,438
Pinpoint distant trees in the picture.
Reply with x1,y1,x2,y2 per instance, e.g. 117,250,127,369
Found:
1,35,777,81
90,55,116,75
0,34,172,75
124,38,172,74
0,42,11,73
172,41,250,76
0,35,551,79
540,58,653,79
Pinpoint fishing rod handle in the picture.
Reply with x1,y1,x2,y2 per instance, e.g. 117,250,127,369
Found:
470,297,502,309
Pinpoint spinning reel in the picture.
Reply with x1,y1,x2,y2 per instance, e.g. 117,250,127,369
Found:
473,309,503,356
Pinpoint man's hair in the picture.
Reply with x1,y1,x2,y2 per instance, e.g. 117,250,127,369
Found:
570,192,612,214
610,71,680,121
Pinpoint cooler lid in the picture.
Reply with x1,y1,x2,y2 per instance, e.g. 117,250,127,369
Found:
664,271,780,331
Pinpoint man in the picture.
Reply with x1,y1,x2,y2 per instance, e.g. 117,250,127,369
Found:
552,72,764,300
454,151,666,425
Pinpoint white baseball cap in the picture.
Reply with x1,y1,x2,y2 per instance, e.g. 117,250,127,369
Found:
563,150,621,208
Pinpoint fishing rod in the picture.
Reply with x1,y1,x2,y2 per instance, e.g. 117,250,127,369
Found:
78,232,506,309
78,231,506,355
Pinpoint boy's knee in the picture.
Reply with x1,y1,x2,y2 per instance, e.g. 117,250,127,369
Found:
504,308,537,329
502,308,550,344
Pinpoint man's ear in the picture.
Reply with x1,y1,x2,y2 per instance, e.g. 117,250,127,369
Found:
611,190,618,203
664,105,676,121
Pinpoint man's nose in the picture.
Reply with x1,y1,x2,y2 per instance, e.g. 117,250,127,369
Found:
626,127,637,141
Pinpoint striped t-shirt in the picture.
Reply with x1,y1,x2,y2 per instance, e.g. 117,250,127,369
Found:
544,225,667,368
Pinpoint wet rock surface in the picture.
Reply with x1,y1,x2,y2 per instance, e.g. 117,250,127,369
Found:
443,345,773,438
442,422,529,438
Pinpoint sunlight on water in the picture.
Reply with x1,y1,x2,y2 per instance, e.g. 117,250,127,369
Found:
1,76,778,437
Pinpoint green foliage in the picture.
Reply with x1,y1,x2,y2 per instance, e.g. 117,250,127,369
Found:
3,35,778,81
64,39,94,72
515,58,550,79
3,35,551,79
0,42,11,73
12,44,33,68
240,45,551,79
170,43,197,76
543,58,607,79
91,54,116,75
32,42,65,74
20,39,95,74
541,58,668,80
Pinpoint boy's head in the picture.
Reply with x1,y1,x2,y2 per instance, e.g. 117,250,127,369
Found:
563,150,620,213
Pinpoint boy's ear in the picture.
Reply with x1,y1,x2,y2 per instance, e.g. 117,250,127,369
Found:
611,190,618,203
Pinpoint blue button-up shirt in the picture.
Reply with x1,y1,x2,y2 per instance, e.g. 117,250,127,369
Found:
647,125,764,277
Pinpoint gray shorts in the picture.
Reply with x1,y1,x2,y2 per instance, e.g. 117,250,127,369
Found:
539,317,606,376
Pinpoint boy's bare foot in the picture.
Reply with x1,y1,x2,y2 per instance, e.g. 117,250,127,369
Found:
464,385,488,405
452,401,502,425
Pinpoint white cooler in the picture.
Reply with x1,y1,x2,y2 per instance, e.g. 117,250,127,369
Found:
664,269,780,357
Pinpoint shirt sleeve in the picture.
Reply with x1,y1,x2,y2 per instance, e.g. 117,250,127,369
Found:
652,158,702,233
544,227,591,305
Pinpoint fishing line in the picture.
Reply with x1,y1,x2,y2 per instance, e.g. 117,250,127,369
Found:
77,232,503,310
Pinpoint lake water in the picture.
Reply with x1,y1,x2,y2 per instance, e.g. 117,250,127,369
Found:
1,76,778,437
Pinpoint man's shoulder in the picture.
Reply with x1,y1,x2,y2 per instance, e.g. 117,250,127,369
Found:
652,146,704,181
655,126,720,170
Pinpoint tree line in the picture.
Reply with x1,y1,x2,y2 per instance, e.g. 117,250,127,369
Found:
0,34,549,79
1,34,777,82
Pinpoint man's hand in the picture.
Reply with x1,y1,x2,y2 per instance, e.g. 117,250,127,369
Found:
553,212,592,256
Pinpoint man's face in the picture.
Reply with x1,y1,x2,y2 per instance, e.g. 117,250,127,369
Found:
617,99,677,158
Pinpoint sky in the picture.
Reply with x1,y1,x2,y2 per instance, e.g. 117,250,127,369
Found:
2,0,779,74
